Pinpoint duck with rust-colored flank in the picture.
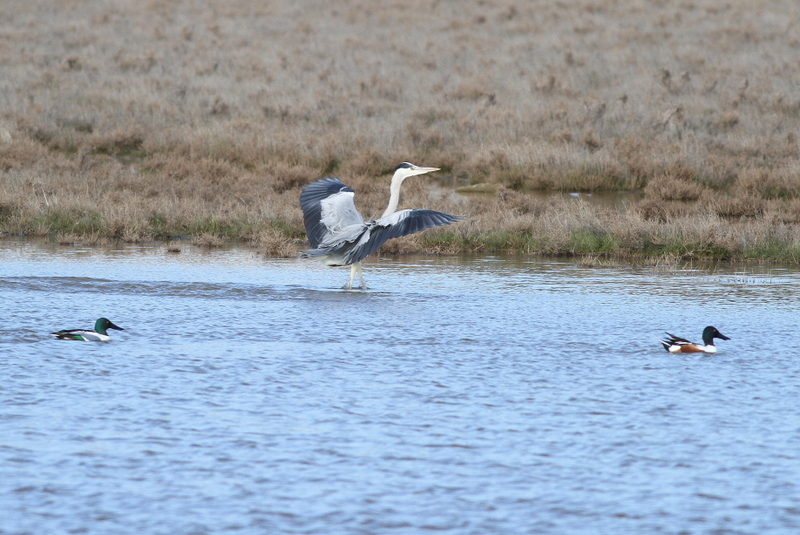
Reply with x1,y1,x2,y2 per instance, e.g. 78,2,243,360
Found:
660,326,730,353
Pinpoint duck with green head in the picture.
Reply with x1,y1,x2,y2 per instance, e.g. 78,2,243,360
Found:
659,326,730,353
52,318,125,342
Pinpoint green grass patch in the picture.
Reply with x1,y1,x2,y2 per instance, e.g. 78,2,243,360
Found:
743,240,800,262
568,230,620,254
34,208,103,235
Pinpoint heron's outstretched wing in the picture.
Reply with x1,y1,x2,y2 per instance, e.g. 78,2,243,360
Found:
300,178,363,248
342,209,462,264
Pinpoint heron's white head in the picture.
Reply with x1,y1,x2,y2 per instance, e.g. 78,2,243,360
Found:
392,162,440,182
381,162,440,218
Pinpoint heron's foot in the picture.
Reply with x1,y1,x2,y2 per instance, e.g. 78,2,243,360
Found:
340,279,368,290
341,282,368,290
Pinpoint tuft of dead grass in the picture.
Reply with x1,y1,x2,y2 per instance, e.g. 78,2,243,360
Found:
644,175,708,202
165,240,183,253
192,233,226,247
252,228,300,258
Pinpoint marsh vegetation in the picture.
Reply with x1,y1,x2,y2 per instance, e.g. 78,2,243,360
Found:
2,0,800,261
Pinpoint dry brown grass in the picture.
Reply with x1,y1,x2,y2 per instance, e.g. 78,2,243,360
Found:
1,0,800,260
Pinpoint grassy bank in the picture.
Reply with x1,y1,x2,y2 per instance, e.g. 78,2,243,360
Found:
1,0,800,261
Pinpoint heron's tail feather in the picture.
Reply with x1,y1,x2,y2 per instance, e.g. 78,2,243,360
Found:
300,248,328,259
300,248,349,267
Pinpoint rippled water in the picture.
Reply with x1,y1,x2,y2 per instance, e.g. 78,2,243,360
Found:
2,239,800,534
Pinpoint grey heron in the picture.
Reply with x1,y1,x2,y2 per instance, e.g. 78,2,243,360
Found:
300,162,462,289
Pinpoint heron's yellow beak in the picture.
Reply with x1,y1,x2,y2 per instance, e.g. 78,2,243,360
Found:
409,166,440,177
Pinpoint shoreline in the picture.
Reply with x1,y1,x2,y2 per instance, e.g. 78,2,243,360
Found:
3,197,799,265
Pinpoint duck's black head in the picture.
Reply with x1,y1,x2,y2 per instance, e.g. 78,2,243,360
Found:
702,326,730,345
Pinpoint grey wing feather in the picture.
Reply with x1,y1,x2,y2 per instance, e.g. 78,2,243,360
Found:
343,209,462,264
300,177,359,248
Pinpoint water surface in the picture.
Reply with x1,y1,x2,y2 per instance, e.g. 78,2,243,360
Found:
1,239,799,534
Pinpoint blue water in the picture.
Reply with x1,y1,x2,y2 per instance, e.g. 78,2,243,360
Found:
1,239,799,534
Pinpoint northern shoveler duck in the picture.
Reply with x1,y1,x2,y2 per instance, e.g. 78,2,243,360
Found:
659,326,730,353
52,317,124,342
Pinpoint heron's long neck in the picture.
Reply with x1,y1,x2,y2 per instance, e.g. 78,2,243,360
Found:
381,174,404,217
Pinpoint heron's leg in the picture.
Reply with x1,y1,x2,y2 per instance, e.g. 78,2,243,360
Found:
343,262,366,290
356,262,367,289
344,263,358,290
